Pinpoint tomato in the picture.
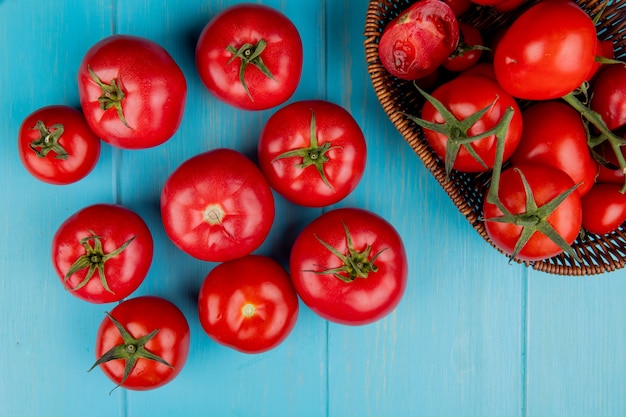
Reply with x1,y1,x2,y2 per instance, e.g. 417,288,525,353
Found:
581,183,626,235
590,64,626,131
78,35,187,149
493,0,597,100
413,74,522,174
492,0,527,13
378,0,459,80
585,39,615,82
160,148,275,262
593,140,626,185
483,164,582,262
443,0,473,16
443,22,486,72
289,208,408,326
198,255,299,354
195,4,303,111
52,204,154,304
17,105,101,185
257,100,366,207
90,296,190,391
510,101,598,196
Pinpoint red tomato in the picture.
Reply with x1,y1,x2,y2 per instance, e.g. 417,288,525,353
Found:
443,0,473,16
378,0,459,80
585,39,615,82
492,0,527,12
510,101,598,196
78,35,187,149
590,64,626,131
443,22,486,72
581,183,626,235
160,148,275,262
594,140,626,185
91,296,190,391
17,105,101,185
493,0,597,100
195,4,303,111
483,164,582,262
257,100,367,207
289,208,408,326
198,255,299,354
52,204,154,304
417,74,523,173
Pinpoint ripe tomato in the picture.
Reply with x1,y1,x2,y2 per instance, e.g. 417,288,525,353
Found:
493,0,597,100
483,164,582,262
590,64,626,131
415,74,522,174
17,105,101,185
289,208,408,326
594,140,626,185
90,296,190,391
160,148,275,262
257,100,367,207
585,39,615,82
52,204,154,304
581,183,626,235
510,101,598,196
195,4,303,111
443,0,473,16
198,255,299,354
78,35,187,149
443,22,486,72
378,0,459,80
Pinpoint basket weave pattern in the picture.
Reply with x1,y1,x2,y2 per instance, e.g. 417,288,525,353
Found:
364,0,626,275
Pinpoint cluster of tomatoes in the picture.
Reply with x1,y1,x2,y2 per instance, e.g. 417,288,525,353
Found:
17,3,410,392
378,0,626,262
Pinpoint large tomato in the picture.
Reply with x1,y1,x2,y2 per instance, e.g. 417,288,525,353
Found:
78,35,187,149
378,0,459,80
160,148,275,262
581,183,626,235
257,100,367,207
413,74,522,174
483,164,582,262
195,3,303,111
90,296,190,391
51,204,154,304
590,64,626,131
493,0,597,100
198,255,299,354
510,101,598,196
18,105,101,185
289,208,408,326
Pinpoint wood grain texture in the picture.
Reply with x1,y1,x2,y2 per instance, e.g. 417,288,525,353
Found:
1,0,625,416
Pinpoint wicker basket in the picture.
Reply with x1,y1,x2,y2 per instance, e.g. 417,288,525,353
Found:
364,0,626,275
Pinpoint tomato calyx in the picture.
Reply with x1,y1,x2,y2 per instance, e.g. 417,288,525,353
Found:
448,32,490,60
271,110,341,190
88,65,130,128
64,230,137,293
29,120,68,160
88,312,172,394
226,39,276,102
308,222,387,283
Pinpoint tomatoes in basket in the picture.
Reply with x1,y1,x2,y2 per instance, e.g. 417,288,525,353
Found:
78,35,187,149
198,255,299,354
18,105,101,185
90,296,190,391
483,164,582,262
510,101,598,196
581,183,626,235
195,3,303,111
378,0,459,80
160,148,275,262
493,0,597,100
52,204,154,304
258,100,367,207
290,208,408,326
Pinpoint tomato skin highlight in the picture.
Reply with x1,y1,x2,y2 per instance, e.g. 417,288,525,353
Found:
258,100,367,207
493,0,596,100
94,296,190,391
78,35,187,150
198,255,299,354
581,183,626,235
289,208,408,326
160,148,275,262
51,204,154,304
18,105,101,185
195,3,303,111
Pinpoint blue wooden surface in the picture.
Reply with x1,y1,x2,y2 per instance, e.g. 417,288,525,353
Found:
1,1,625,416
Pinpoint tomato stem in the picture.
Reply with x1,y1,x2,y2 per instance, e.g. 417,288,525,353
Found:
29,120,69,160
88,65,130,128
226,39,276,102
